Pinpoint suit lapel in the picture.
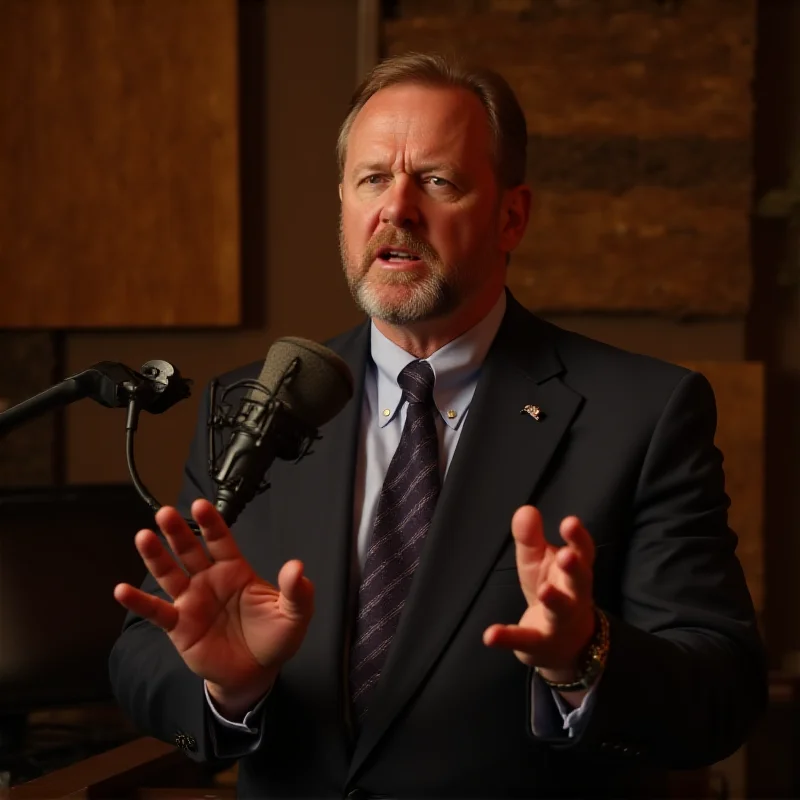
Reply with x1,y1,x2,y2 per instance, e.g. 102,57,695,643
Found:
348,297,584,781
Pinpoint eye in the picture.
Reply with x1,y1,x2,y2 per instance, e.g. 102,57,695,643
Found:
425,176,450,188
361,174,385,185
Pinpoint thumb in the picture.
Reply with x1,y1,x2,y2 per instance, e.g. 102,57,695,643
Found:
277,559,315,621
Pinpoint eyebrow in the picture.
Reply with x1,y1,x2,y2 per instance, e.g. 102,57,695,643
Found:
351,162,458,176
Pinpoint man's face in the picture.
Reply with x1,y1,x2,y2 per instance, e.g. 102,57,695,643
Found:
338,84,509,326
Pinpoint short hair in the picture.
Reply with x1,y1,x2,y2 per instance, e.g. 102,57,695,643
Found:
337,52,528,189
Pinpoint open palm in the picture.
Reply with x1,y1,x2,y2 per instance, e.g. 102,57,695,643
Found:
114,499,314,697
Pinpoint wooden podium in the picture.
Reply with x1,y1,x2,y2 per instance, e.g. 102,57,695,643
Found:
3,737,234,800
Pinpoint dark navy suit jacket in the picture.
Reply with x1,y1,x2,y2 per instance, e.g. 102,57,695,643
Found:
110,293,766,799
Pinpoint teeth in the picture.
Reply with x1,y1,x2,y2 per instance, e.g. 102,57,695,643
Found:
386,251,415,259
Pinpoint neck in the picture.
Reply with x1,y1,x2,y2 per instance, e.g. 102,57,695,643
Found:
372,285,504,359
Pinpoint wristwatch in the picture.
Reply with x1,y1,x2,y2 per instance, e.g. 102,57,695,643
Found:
535,608,610,692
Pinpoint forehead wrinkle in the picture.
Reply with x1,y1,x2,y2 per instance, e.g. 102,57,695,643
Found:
346,85,491,178
354,131,468,177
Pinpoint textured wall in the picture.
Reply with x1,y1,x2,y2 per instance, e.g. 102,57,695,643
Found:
385,0,756,314
0,334,56,485
683,361,764,613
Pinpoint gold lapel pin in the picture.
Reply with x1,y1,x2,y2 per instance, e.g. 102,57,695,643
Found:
520,404,543,421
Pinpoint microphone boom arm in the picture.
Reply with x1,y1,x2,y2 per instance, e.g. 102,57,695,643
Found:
0,360,192,519
0,374,90,436
0,361,192,437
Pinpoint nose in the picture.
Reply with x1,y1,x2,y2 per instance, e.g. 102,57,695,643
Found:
380,175,420,228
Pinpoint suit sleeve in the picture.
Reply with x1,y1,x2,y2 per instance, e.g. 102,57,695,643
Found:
550,370,767,768
108,380,266,763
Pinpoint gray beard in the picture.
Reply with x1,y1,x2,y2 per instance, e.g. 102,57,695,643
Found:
347,268,460,325
339,230,460,325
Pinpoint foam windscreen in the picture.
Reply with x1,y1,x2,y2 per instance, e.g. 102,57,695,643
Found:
256,337,354,428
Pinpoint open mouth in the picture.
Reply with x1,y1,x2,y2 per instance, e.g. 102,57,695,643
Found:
376,246,422,263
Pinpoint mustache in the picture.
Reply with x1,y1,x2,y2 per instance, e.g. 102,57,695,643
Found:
363,229,440,264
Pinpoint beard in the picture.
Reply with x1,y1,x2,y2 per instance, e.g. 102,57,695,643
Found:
339,222,461,325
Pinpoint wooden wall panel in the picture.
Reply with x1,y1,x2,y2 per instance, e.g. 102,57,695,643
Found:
682,361,764,613
0,0,240,328
384,0,755,314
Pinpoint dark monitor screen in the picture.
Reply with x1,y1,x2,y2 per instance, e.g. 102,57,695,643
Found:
0,484,155,713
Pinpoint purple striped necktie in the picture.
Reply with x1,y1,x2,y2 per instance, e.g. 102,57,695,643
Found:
349,359,441,727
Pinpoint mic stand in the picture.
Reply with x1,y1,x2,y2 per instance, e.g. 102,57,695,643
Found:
0,360,192,517
1,356,321,531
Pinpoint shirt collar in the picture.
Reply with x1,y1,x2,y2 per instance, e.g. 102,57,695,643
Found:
370,291,507,430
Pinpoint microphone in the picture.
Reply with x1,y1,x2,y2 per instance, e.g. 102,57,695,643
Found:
209,337,354,526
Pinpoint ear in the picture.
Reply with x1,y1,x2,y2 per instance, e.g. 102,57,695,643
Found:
498,184,532,253
338,183,343,202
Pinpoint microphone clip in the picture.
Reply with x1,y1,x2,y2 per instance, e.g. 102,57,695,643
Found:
206,357,320,501
75,360,192,416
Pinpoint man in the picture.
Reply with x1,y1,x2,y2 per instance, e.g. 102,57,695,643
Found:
110,53,766,799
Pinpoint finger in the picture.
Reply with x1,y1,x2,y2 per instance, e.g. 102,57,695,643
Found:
191,498,245,563
512,506,555,606
156,505,212,576
511,506,549,570
556,517,595,598
537,581,574,617
134,528,191,599
559,516,595,566
483,623,545,654
277,560,315,621
554,545,593,599
114,583,179,631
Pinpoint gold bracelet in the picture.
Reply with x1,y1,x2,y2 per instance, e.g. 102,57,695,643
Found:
535,608,610,692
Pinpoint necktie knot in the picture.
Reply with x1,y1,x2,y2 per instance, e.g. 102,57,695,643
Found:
398,360,435,406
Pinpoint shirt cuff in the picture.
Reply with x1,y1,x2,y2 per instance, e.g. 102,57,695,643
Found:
204,680,270,734
530,670,602,738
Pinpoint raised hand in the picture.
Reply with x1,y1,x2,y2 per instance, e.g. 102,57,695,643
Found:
483,505,596,687
114,498,314,716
